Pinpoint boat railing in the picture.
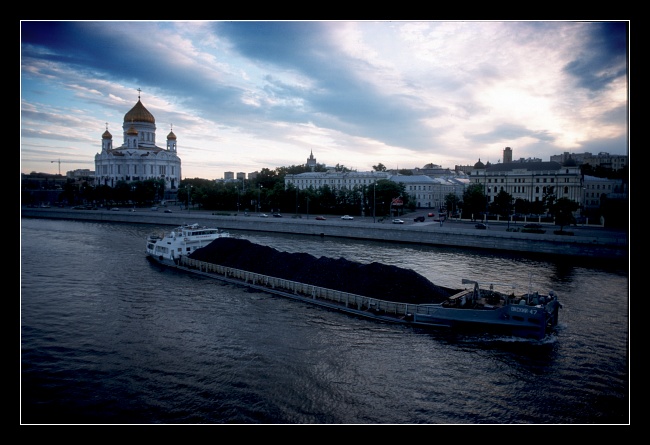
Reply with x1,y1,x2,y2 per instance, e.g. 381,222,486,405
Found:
181,256,428,318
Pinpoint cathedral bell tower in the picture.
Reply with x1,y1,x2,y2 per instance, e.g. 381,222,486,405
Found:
167,125,177,152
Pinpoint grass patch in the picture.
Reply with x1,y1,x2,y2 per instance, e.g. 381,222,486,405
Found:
521,228,546,234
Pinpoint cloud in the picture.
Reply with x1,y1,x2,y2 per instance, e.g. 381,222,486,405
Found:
20,21,629,179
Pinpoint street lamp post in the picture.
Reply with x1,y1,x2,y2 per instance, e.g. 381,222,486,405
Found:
258,184,263,214
582,186,587,225
373,181,376,223
485,186,491,225
508,197,512,229
187,185,192,214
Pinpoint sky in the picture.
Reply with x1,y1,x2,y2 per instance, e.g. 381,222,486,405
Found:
20,20,629,180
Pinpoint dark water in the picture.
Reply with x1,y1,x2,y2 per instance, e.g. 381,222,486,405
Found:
20,219,629,424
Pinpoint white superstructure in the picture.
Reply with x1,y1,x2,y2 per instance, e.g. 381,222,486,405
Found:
146,223,228,266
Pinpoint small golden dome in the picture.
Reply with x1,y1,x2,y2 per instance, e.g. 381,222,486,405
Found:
126,125,138,135
167,131,176,140
102,130,112,139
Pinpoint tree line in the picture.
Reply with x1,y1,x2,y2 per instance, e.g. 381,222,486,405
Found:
22,162,627,228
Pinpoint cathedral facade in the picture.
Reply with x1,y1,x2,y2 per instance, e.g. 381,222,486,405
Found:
94,94,181,190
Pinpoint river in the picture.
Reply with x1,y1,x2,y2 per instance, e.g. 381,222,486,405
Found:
20,218,629,424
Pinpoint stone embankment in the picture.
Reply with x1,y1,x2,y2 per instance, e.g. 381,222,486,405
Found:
21,207,628,261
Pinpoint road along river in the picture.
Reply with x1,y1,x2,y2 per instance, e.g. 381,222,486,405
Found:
22,207,628,262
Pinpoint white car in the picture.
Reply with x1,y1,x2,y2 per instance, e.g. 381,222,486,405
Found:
259,213,269,218
392,219,404,224
341,215,354,220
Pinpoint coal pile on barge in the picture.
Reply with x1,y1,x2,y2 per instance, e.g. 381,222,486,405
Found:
190,238,456,304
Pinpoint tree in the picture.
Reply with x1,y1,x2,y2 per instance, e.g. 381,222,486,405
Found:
333,163,353,172
444,193,461,215
462,183,486,220
542,186,557,214
493,190,514,219
600,195,628,229
370,179,404,217
372,163,387,172
513,198,528,217
551,197,580,232
378,180,408,216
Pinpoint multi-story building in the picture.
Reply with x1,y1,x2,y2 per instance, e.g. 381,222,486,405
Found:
470,157,584,207
393,174,470,209
94,91,181,191
284,152,471,209
67,169,95,180
550,151,627,171
284,170,391,191
583,175,627,211
468,148,626,215
306,150,317,171
285,147,627,214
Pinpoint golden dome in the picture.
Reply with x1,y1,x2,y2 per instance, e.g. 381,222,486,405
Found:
124,99,155,124
102,130,112,139
126,125,138,135
167,130,176,140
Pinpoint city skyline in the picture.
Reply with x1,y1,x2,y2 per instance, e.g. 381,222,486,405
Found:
21,21,628,180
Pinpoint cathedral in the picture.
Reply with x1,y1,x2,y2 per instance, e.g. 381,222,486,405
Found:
94,91,181,191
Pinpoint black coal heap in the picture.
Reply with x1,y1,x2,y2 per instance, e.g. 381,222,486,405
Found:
190,238,455,304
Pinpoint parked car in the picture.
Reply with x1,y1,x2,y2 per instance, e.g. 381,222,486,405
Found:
259,213,269,217
164,209,173,213
392,219,404,224
524,223,542,229
475,223,487,229
110,207,120,211
413,216,425,222
341,215,354,220
272,213,282,218
427,212,434,217
315,216,327,220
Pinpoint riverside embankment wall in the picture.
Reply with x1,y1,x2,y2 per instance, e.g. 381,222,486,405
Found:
21,208,628,261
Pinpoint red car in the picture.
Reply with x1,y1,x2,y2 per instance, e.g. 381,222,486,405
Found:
427,212,434,217
315,216,327,220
